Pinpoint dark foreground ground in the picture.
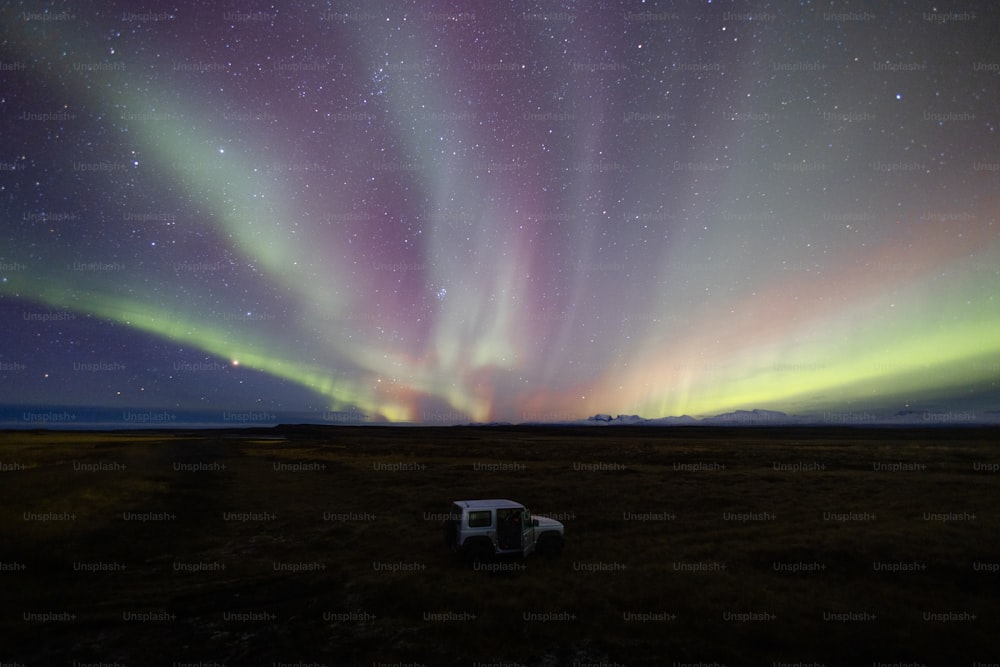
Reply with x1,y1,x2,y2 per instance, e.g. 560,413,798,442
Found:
1,425,998,666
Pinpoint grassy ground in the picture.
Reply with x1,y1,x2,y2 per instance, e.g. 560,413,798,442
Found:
1,425,998,665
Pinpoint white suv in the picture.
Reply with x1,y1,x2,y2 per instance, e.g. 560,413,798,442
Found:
443,499,565,562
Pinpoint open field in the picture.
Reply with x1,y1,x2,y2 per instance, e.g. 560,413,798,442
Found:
1,425,998,666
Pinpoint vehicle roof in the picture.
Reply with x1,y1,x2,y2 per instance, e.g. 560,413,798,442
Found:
453,499,525,509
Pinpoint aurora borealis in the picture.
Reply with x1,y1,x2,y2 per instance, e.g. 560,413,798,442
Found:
2,1,999,424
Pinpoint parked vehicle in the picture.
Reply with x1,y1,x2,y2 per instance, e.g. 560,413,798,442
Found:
443,498,564,562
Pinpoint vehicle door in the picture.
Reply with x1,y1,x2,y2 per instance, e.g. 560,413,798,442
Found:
467,509,495,549
521,509,536,555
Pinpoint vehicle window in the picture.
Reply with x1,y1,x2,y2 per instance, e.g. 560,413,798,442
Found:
468,510,491,527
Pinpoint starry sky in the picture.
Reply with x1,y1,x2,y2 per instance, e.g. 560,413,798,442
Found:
1,1,999,425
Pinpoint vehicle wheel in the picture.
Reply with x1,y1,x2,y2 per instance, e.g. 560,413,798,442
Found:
464,540,495,564
536,535,563,557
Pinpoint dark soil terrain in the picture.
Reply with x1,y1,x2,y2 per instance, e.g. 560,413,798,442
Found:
1,425,998,665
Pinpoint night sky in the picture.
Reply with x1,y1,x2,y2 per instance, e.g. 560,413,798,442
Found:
1,1,998,425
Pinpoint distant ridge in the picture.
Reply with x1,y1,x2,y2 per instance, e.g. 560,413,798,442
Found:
1,404,997,430
569,409,1000,427
585,413,698,425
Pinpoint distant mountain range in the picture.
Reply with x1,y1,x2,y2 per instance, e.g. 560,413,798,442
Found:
573,408,1000,426
2,404,997,429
